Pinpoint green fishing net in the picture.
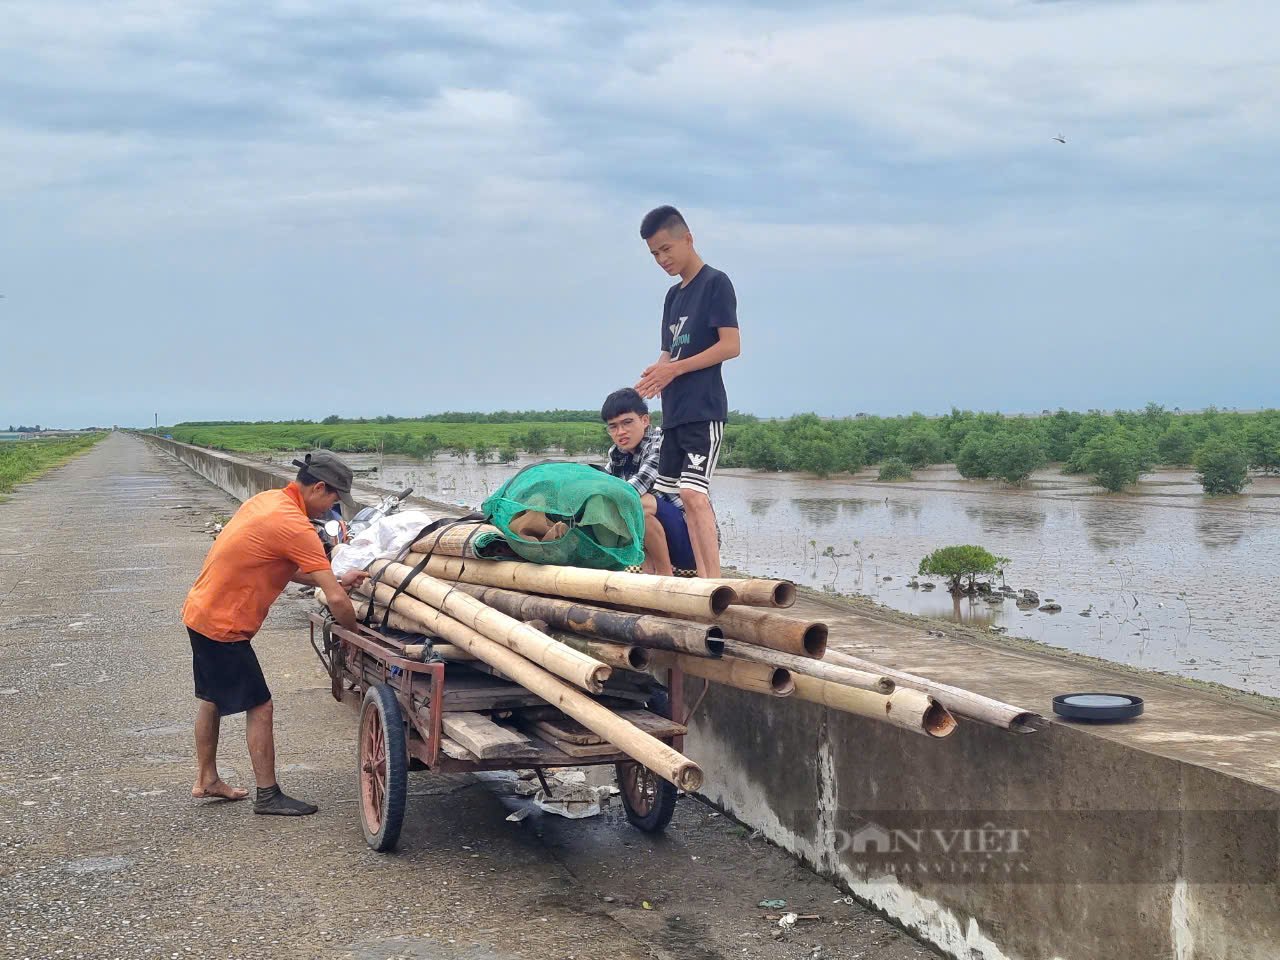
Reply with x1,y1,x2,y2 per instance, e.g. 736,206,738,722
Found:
481,462,645,570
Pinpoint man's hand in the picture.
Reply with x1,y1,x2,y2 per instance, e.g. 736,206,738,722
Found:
313,569,359,632
636,358,681,399
339,569,370,593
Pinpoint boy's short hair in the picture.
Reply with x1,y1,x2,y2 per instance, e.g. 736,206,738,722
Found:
640,205,688,240
601,388,649,422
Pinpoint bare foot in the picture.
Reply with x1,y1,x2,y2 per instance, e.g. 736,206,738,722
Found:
192,779,248,801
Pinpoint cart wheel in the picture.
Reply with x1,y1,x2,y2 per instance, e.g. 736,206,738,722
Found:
358,683,408,852
615,687,677,833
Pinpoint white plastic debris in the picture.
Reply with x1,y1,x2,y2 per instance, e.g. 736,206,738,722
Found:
330,510,441,577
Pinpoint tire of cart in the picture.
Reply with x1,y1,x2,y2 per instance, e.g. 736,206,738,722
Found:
615,687,678,833
358,683,408,852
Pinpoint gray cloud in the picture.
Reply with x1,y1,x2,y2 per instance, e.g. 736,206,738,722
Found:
2,0,1277,426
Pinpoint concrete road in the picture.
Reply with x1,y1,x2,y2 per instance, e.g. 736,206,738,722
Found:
0,434,936,960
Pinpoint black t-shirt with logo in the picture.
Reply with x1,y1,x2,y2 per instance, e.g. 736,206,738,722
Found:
659,265,738,429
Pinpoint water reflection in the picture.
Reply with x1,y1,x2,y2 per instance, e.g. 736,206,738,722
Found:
1081,506,1146,551
890,500,922,521
793,498,841,527
749,498,775,517
962,503,1048,535
792,497,876,529
1195,511,1247,549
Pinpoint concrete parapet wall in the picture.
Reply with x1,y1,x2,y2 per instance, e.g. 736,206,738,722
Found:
685,681,1279,960
142,435,295,502
139,435,458,514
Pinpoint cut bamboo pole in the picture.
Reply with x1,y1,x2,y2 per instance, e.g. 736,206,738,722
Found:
360,581,703,791
652,652,794,697
347,598,479,661
448,582,724,657
412,522,515,560
702,578,796,608
691,605,828,659
402,552,737,620
548,631,651,673
822,650,1038,732
402,643,476,662
791,675,957,738
720,639,894,694
368,561,610,694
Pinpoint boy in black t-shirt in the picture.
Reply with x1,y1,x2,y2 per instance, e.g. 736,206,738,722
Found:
635,205,741,578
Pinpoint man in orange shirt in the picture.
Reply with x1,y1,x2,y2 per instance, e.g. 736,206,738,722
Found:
183,452,367,816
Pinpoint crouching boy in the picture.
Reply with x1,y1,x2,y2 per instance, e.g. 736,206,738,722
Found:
601,388,696,577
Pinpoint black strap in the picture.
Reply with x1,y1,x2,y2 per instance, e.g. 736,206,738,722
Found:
371,512,490,631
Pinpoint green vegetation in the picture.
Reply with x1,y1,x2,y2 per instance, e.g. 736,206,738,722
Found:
877,457,912,481
157,405,1280,493
0,434,105,498
1193,438,1251,495
165,420,614,458
1076,429,1154,492
955,432,1046,484
918,545,1009,595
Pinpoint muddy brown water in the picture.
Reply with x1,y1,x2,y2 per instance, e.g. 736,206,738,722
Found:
265,453,1280,698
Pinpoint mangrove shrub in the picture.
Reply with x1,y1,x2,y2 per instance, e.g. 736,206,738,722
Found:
1080,431,1153,492
878,457,912,481
918,545,1009,594
991,434,1047,484
1193,439,1250,495
897,427,946,468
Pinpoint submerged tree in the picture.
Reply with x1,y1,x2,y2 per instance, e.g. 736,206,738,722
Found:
1194,438,1251,495
877,457,912,481
918,545,1009,595
1080,431,1153,492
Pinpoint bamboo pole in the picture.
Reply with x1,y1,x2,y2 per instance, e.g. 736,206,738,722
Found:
720,639,894,694
548,631,651,673
652,652,794,697
360,581,703,791
447,582,724,657
367,561,610,694
402,552,737,620
343,593,478,660
702,578,796,608
822,651,1038,732
791,675,957,738
692,605,828,659
412,522,515,560
402,642,476,662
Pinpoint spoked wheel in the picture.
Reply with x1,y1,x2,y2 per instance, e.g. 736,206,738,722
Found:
615,687,678,833
358,683,408,852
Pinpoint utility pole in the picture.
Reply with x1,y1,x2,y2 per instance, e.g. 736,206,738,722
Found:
154,413,158,431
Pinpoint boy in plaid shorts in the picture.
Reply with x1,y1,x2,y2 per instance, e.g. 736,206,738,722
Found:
635,205,741,578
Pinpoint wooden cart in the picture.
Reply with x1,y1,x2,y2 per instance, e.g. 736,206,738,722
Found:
308,612,688,851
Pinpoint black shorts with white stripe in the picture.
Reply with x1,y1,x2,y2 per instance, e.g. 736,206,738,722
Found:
654,420,724,496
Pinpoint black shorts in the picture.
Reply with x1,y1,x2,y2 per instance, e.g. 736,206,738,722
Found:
189,628,272,716
655,420,724,497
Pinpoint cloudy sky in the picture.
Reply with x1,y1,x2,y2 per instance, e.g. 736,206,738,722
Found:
3,0,1276,427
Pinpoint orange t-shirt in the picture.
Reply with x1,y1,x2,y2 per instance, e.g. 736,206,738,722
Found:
182,482,331,642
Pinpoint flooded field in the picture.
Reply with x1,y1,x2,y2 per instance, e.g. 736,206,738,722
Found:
266,452,1280,698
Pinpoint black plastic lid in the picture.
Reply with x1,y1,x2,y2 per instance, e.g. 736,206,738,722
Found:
1052,692,1144,722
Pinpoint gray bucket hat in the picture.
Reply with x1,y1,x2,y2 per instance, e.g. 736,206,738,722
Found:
293,451,359,516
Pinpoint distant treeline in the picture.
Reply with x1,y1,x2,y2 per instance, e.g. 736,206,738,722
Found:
175,410,759,427
160,405,1280,494
720,406,1278,493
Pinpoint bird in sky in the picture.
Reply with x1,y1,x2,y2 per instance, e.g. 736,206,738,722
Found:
1053,134,1066,144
